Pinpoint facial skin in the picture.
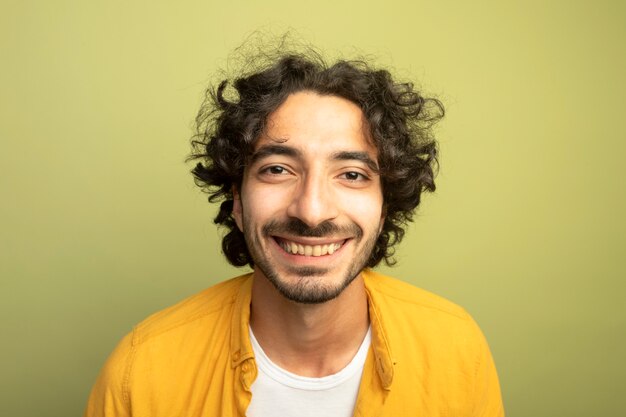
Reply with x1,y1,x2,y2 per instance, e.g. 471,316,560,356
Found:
232,91,384,304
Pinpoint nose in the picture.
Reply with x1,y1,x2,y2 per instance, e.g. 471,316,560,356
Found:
286,174,339,228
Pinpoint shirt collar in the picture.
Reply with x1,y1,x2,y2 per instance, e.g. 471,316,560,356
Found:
230,270,395,388
230,274,254,368
363,269,395,389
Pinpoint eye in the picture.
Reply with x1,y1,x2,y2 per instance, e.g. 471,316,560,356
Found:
340,171,369,181
259,165,291,176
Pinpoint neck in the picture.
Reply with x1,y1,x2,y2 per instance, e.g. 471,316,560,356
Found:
249,270,370,377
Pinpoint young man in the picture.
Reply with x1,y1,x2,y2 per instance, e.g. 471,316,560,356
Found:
85,53,504,416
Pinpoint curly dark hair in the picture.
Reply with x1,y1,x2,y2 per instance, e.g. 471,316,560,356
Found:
190,51,444,268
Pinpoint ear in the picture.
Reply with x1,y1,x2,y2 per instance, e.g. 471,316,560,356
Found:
232,186,243,232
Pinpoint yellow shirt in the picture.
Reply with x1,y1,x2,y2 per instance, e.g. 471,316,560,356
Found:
85,270,504,416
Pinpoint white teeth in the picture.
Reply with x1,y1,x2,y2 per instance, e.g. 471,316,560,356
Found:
279,240,342,257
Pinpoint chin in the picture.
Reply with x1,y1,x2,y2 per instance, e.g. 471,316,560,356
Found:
261,265,360,305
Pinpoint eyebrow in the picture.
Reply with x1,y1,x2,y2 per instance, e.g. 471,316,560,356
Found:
250,144,299,163
250,144,380,173
332,151,380,173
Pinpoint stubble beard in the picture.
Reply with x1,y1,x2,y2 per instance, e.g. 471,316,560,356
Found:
243,217,379,304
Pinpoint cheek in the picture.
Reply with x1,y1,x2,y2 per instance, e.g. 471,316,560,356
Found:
341,192,384,229
240,187,289,225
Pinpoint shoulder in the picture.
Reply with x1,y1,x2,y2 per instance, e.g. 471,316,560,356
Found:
361,272,504,414
84,274,251,415
132,273,251,343
363,269,488,351
363,269,470,321
363,268,492,371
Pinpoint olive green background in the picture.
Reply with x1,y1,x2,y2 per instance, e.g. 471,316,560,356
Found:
2,1,625,416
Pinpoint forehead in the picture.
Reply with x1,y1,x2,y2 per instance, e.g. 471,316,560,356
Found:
256,91,376,156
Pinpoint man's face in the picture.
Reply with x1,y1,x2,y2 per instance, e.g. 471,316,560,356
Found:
232,91,384,304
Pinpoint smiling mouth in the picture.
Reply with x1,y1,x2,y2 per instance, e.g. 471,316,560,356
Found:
274,237,345,257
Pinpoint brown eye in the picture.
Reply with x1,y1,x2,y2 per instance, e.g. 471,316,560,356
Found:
267,166,287,175
343,171,366,181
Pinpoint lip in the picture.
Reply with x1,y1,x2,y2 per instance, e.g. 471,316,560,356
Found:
272,235,347,246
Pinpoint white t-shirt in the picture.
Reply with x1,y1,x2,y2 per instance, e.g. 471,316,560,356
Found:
247,326,372,417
